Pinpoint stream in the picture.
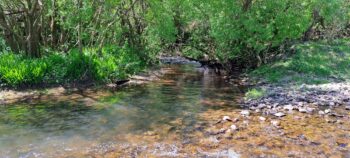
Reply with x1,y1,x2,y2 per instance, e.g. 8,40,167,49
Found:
0,63,349,157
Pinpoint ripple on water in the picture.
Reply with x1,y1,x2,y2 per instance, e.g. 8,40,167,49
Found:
1,65,349,157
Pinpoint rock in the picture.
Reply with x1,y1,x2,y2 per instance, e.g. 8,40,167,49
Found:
306,107,315,113
336,120,343,124
228,148,241,158
224,129,233,138
298,108,308,113
240,110,250,116
318,111,325,115
326,119,336,123
223,116,232,122
329,102,335,106
283,105,294,111
345,106,350,110
257,104,266,109
259,116,266,121
325,109,331,114
274,112,286,117
144,131,157,136
230,125,239,131
271,120,281,127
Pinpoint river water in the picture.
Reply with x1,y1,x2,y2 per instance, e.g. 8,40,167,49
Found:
1,64,350,158
0,64,243,157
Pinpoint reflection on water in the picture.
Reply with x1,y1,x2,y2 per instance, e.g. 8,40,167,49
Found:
0,64,243,157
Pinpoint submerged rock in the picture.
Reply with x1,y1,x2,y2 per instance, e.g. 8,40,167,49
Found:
223,116,232,122
318,111,325,115
230,125,239,131
325,109,332,114
345,106,350,110
240,110,250,116
259,116,267,121
228,148,241,158
271,120,281,127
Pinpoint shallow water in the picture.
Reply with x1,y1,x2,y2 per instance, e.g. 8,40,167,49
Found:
0,64,243,157
1,64,350,158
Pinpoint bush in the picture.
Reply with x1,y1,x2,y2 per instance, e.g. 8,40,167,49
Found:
0,46,146,87
0,52,47,85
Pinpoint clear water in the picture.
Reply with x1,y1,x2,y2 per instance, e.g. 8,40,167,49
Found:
0,64,243,157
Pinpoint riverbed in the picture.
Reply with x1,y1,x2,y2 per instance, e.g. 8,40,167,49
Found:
0,64,349,157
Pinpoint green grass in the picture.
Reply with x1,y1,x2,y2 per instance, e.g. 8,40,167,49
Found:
245,88,266,100
250,38,350,85
0,46,147,87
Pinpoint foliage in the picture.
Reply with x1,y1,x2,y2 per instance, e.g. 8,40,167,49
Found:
0,46,145,87
0,0,349,87
250,38,350,84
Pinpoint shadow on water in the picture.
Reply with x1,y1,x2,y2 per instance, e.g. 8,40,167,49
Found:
0,64,243,157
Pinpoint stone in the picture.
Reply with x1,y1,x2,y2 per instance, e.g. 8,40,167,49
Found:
325,109,331,114
271,120,281,127
232,118,240,123
259,116,266,121
243,120,249,125
228,148,241,158
224,129,233,138
336,120,343,124
223,116,232,122
318,111,325,115
306,107,315,113
283,105,294,111
345,106,350,110
144,131,157,136
274,112,286,117
240,110,250,116
230,125,239,131
298,108,308,113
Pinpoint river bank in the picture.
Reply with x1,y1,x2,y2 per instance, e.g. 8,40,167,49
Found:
0,67,164,105
238,39,350,119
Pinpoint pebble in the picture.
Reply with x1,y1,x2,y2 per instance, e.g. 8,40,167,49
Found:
230,125,239,131
271,120,281,127
298,108,308,113
306,107,315,113
274,112,286,117
223,116,232,121
318,111,325,115
240,110,250,116
336,120,343,124
345,106,350,110
228,148,241,158
243,83,350,114
325,109,332,114
283,105,294,111
259,116,266,121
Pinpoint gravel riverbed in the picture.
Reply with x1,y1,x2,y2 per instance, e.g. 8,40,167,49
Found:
242,81,350,116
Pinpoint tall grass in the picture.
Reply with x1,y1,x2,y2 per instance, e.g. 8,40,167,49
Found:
0,46,146,87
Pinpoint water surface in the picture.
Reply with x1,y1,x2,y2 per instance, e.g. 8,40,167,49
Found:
0,64,243,157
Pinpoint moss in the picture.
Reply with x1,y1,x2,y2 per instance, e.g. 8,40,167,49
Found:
245,88,266,100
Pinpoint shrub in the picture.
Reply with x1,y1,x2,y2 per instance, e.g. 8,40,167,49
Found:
0,46,147,87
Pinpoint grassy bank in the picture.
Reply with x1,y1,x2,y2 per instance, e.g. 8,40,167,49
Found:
0,46,146,88
249,39,350,85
